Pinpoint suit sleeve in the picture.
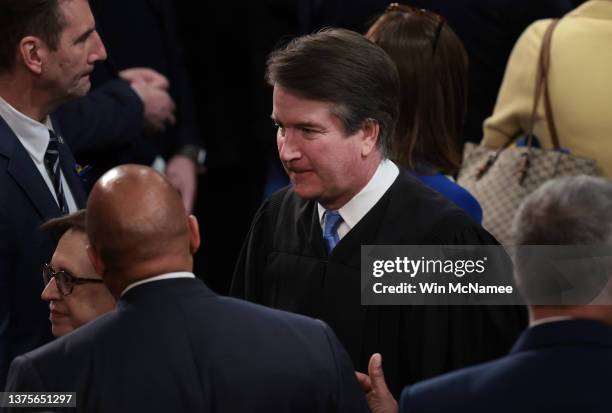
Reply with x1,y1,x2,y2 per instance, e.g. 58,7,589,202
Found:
54,79,144,162
168,40,202,151
159,2,203,155
319,321,370,413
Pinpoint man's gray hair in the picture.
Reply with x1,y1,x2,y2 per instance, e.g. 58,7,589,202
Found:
513,175,612,246
512,175,612,304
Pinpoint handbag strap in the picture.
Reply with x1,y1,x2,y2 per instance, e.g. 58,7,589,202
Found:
475,19,562,181
541,20,562,149
528,19,562,150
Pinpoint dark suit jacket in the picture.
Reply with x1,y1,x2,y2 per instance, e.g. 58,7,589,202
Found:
0,116,86,390
5,278,369,413
400,319,612,412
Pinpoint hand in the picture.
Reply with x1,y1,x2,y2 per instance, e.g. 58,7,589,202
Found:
130,81,176,133
120,67,169,90
355,353,398,413
166,154,197,213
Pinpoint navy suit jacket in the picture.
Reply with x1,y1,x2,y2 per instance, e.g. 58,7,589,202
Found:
0,116,87,390
5,278,369,413
400,319,612,412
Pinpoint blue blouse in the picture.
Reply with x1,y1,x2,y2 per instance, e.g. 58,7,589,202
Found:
412,172,483,223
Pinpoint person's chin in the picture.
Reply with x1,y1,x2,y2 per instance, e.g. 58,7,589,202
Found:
78,80,92,95
292,182,323,201
72,76,92,96
51,322,73,338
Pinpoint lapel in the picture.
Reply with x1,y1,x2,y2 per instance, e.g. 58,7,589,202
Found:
0,116,61,220
50,116,87,208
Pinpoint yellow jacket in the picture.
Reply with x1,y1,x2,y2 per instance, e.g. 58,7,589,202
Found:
483,0,612,178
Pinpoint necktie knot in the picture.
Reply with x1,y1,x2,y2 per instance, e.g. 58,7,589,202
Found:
323,210,343,254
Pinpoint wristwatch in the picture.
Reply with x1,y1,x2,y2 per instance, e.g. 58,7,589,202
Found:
176,144,207,174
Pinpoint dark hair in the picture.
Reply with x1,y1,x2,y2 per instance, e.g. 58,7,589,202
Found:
266,28,399,156
41,209,87,241
0,0,66,73
366,5,467,175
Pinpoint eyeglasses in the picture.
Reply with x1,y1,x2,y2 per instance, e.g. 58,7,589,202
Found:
42,263,104,296
385,3,446,54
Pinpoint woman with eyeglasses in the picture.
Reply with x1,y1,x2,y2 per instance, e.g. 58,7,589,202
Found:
40,210,116,337
366,3,482,223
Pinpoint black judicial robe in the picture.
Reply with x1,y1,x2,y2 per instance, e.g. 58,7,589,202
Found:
231,170,526,397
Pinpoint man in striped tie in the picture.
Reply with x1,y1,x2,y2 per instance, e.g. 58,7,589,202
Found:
0,0,107,388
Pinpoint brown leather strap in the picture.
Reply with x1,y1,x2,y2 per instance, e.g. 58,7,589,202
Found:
540,19,562,149
526,22,549,147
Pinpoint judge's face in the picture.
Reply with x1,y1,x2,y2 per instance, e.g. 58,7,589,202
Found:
41,229,116,337
41,0,107,101
273,85,376,209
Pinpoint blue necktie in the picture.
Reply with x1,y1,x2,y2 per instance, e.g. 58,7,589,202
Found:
323,210,343,254
44,130,69,215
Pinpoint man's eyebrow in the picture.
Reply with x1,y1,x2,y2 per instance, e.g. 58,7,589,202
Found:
294,121,323,129
270,116,323,129
73,26,96,45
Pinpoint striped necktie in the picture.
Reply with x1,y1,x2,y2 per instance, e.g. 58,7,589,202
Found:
44,130,69,214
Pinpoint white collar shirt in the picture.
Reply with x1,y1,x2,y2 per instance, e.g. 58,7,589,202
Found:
317,159,399,240
0,96,77,212
120,271,196,297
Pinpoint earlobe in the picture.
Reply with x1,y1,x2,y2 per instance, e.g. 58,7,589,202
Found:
19,37,44,75
188,215,201,254
361,119,380,157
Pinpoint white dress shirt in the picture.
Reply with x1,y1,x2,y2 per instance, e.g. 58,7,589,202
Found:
530,316,574,328
0,96,77,213
121,271,196,297
317,159,399,240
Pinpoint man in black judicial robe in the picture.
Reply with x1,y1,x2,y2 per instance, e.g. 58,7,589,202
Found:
230,28,526,397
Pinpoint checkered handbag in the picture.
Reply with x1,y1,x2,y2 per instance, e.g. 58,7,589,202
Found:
457,19,598,246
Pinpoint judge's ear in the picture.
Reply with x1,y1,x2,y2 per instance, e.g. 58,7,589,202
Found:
87,244,106,278
188,214,201,255
18,36,47,75
360,118,380,157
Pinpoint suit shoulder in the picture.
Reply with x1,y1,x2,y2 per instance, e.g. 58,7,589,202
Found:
400,357,510,411
208,295,332,349
22,309,118,361
214,294,325,329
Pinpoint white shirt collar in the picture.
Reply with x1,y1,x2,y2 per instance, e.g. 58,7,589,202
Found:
530,316,574,328
0,95,53,163
318,159,399,231
120,271,196,297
